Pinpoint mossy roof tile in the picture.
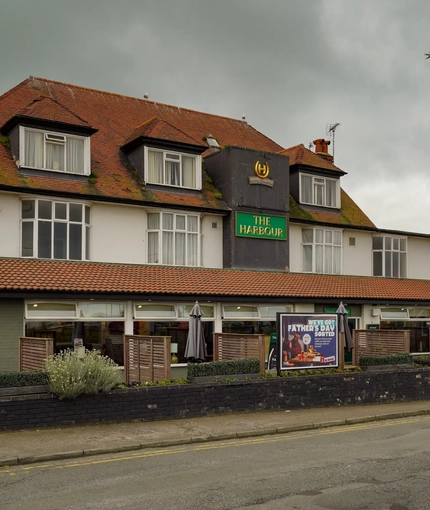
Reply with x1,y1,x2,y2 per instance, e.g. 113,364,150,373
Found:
0,77,282,212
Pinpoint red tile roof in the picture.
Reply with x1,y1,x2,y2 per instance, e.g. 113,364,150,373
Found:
1,257,429,302
281,143,345,174
0,77,282,211
12,96,92,128
123,117,204,148
289,191,376,229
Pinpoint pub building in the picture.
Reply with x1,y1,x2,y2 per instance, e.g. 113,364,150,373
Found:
1,77,430,375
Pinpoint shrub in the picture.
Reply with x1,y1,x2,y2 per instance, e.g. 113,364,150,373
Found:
187,358,260,378
46,349,123,400
0,370,48,388
358,353,413,367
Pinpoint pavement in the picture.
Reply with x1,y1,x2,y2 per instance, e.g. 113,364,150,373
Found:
2,400,430,468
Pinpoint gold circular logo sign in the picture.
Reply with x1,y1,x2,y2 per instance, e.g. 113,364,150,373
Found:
254,161,269,179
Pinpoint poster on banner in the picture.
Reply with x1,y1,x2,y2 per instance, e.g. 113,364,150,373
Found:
277,313,338,370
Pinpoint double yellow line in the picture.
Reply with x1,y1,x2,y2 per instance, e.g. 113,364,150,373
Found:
2,415,428,477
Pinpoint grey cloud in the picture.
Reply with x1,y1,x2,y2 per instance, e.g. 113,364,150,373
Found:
1,0,430,232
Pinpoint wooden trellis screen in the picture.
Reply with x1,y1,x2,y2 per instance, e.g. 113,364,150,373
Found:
213,333,266,372
353,329,410,365
19,337,54,371
123,335,171,384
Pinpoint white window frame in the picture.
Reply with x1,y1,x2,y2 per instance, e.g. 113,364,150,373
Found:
372,235,407,278
25,300,127,320
144,146,201,190
21,198,91,261
78,301,126,319
222,304,292,320
302,227,342,274
146,210,201,267
133,302,215,320
134,303,178,319
380,308,409,320
19,126,91,175
25,300,78,319
300,173,340,208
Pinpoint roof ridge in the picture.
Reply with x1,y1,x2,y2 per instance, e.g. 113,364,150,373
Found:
281,143,305,152
28,76,260,127
0,77,32,103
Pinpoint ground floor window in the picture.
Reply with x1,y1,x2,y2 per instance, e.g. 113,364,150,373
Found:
133,321,214,363
380,320,429,353
23,300,296,367
25,320,125,364
221,304,292,361
222,320,276,336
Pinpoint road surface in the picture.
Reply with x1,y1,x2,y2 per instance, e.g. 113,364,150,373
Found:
2,415,430,509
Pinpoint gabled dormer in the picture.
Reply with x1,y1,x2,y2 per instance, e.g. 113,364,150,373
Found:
1,96,97,176
122,117,207,191
282,139,345,210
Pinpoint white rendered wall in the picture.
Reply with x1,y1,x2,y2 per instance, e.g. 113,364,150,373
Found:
0,192,223,267
406,236,430,280
289,223,373,276
91,203,223,267
294,303,314,313
91,203,146,264
201,214,223,268
288,223,303,273
362,304,380,329
342,229,372,276
0,192,20,257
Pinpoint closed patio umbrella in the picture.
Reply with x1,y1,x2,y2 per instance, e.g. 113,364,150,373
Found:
184,301,207,362
336,302,353,353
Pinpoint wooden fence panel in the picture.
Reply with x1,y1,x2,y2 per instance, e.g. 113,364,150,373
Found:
19,337,54,371
213,333,265,372
353,330,410,365
123,335,171,383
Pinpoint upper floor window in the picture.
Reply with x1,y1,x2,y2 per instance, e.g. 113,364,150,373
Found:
372,235,406,278
20,127,90,175
144,147,201,190
147,211,200,266
300,173,339,208
302,228,342,274
21,199,90,260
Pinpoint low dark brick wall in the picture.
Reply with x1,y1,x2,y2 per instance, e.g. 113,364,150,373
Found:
1,368,430,430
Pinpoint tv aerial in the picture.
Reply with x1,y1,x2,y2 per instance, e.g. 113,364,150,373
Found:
326,123,340,162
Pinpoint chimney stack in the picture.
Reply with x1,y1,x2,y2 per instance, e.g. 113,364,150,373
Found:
313,138,333,163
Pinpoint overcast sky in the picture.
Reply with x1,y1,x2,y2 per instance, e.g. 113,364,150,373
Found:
1,0,430,233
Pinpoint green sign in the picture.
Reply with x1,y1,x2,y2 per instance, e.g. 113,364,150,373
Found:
235,212,287,240
367,324,380,330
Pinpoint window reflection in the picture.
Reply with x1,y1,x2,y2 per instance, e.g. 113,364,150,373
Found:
133,321,214,363
25,321,125,364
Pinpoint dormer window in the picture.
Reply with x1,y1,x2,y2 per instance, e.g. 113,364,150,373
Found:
300,173,339,208
144,147,201,190
19,127,90,175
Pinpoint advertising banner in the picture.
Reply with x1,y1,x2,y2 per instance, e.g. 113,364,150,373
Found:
277,313,338,370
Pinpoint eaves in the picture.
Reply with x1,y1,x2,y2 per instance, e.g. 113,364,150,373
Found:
0,185,231,216
289,217,378,233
